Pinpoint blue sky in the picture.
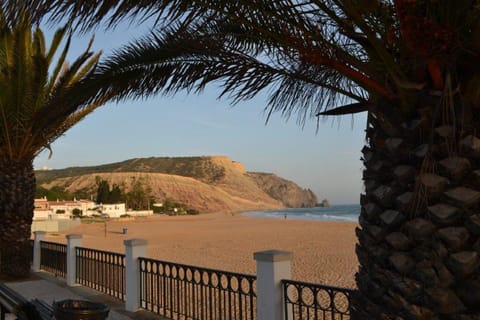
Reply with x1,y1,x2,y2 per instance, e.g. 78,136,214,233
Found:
33,21,367,205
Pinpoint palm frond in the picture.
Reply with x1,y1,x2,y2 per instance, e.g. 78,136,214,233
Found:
0,6,116,160
45,27,67,64
30,44,102,147
0,0,50,26
60,1,393,123
47,1,397,109
42,0,480,117
316,102,371,116
80,19,369,125
46,34,71,93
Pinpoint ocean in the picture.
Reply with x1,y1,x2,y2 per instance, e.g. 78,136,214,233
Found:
242,204,360,222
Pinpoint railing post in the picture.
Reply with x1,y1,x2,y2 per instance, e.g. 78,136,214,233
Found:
254,250,293,320
32,231,46,272
124,239,147,312
66,234,82,286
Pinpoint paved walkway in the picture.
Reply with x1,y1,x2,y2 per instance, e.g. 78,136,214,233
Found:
5,271,164,319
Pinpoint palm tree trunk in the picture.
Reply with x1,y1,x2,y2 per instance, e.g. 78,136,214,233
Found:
353,93,480,319
0,158,35,278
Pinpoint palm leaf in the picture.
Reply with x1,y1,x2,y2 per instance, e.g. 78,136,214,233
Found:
72,11,376,124
316,102,371,116
45,33,71,94
41,0,480,117
0,5,124,160
45,27,67,64
46,1,400,112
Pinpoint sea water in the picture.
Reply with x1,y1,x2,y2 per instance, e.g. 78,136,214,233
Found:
242,204,360,222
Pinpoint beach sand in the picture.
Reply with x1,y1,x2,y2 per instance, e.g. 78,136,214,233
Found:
47,213,359,288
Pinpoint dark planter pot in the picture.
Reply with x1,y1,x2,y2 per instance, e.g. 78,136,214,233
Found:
53,299,109,320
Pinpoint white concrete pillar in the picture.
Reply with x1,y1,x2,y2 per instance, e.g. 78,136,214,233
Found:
124,239,147,312
32,231,46,272
254,250,293,320
66,234,82,286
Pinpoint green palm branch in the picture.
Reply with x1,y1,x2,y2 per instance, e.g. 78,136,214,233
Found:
0,17,107,160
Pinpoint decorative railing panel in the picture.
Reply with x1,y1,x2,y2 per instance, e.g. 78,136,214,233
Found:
76,247,125,301
283,280,353,320
39,241,66,277
139,258,257,320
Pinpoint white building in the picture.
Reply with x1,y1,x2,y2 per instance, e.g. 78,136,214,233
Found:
32,208,52,220
99,203,126,218
33,198,136,220
33,197,97,220
48,199,97,219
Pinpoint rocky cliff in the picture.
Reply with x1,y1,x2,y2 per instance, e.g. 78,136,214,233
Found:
36,156,317,213
247,172,317,208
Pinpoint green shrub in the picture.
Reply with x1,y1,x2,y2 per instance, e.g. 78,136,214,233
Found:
72,208,82,217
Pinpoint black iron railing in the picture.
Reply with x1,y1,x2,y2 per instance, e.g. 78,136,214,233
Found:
39,241,66,277
139,258,257,320
283,280,353,320
76,247,125,301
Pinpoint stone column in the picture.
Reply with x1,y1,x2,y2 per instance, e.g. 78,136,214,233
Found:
32,231,46,272
254,250,293,320
66,234,82,287
124,239,147,312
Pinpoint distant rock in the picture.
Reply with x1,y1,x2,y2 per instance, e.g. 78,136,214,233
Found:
36,156,317,213
319,199,330,207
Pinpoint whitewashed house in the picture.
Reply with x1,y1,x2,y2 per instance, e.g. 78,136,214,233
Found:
32,208,52,220
33,197,52,220
33,197,133,219
99,203,126,218
49,199,97,219
33,198,97,220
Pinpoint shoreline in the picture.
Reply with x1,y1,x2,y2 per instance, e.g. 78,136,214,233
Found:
239,205,359,223
47,212,359,288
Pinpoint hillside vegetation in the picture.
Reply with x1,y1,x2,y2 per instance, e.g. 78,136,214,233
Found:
36,156,229,184
36,156,317,213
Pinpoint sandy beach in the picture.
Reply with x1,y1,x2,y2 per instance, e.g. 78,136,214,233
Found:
46,213,358,288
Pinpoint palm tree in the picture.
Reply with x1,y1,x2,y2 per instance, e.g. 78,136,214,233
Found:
0,4,133,278
41,0,480,318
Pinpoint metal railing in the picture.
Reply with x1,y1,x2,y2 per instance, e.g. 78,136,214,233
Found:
139,258,257,320
76,247,126,301
283,280,353,320
39,241,66,278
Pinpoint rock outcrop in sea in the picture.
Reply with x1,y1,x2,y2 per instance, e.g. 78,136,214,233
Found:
320,199,330,207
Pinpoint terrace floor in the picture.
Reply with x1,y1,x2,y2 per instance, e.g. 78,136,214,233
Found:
5,271,165,319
